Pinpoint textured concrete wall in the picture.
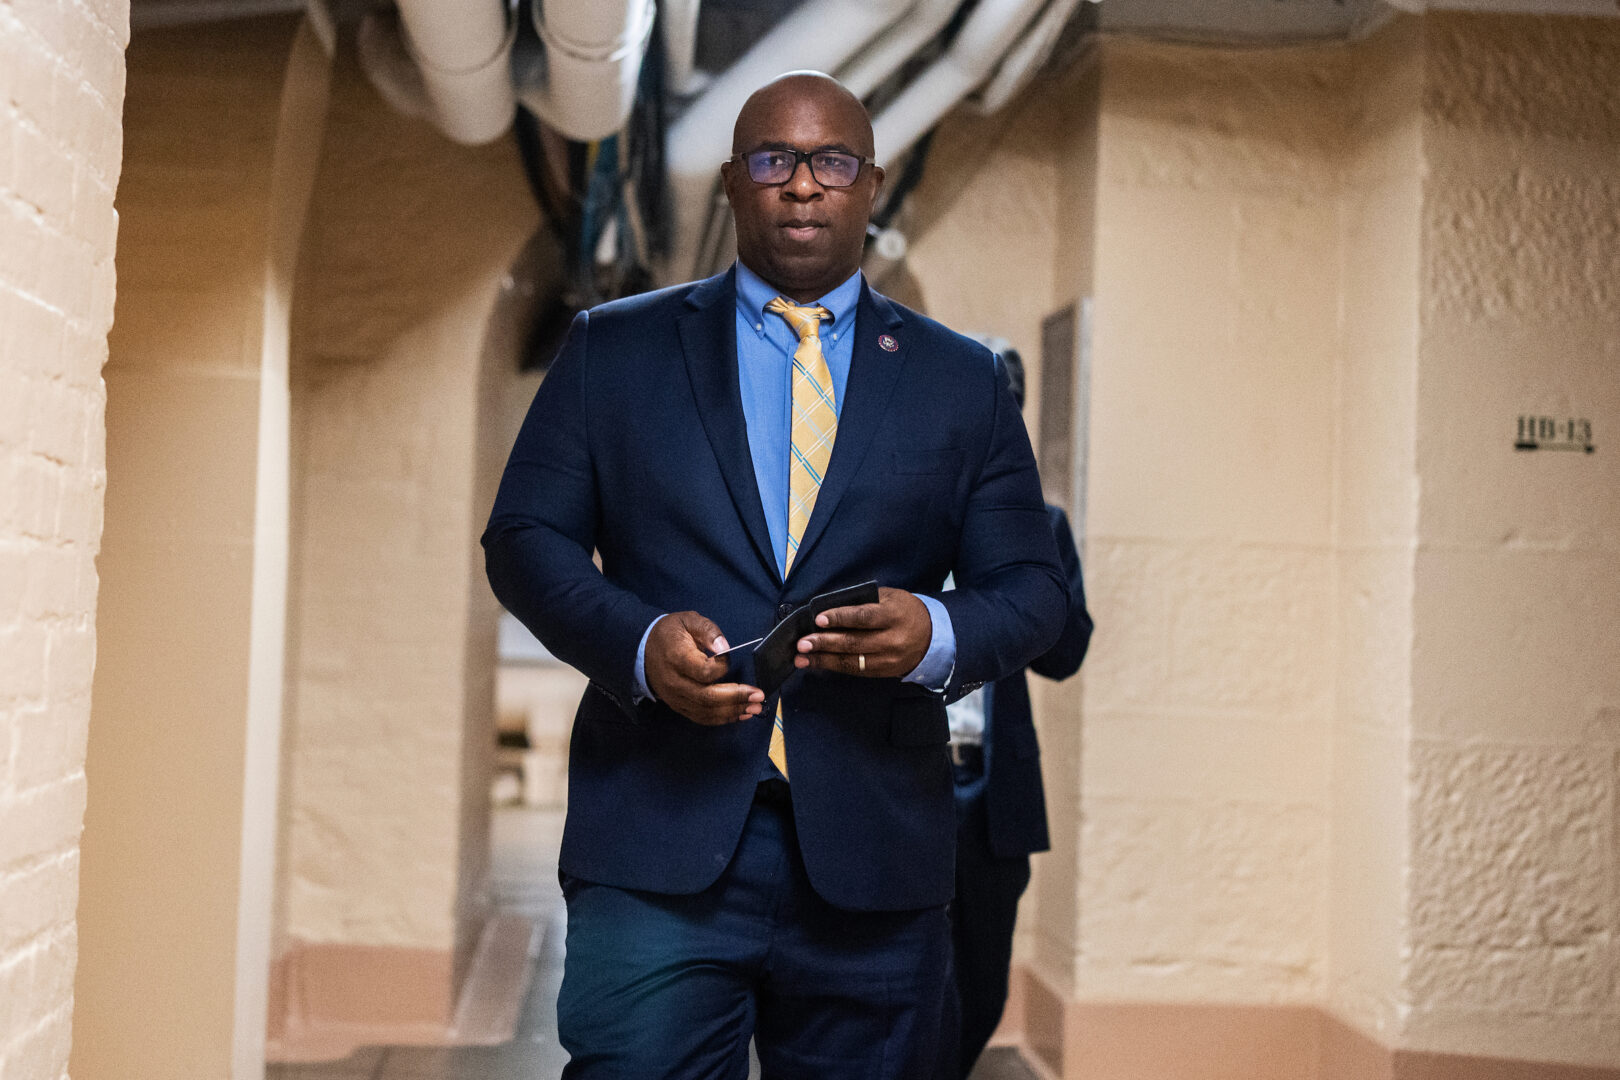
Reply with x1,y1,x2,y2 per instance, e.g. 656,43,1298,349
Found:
1031,60,1101,997
1328,16,1423,1045
279,44,536,991
890,79,1061,430
1079,39,1344,1005
0,0,125,1076
1407,14,1620,1066
886,73,1083,994
854,16,1620,1069
75,17,325,1079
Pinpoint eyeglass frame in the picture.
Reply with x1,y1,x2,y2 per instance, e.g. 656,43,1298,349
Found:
728,146,880,189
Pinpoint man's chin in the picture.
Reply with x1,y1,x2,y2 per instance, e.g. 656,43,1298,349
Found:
756,250,856,296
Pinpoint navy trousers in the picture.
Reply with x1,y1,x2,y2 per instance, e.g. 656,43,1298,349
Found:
939,785,1031,1080
557,783,950,1079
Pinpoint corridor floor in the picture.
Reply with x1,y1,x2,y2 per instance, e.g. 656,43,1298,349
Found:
267,807,1039,1080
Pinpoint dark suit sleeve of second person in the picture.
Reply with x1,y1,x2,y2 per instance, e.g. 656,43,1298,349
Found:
1028,504,1093,681
481,310,665,713
934,359,1069,699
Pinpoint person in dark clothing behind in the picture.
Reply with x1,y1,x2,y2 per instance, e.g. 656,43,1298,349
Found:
941,340,1094,1079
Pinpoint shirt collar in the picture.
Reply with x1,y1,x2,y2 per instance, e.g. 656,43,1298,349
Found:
735,260,863,337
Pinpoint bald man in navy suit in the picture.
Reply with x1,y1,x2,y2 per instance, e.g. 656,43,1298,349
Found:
484,74,1066,1079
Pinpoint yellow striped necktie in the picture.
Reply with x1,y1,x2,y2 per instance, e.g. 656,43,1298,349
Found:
765,295,835,780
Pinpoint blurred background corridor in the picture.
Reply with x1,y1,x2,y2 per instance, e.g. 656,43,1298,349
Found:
1,0,1618,1077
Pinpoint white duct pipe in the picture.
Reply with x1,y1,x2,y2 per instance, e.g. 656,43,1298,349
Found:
664,0,920,281
837,0,962,100
521,0,657,142
661,0,705,96
396,0,516,145
870,0,1049,168
975,0,1092,115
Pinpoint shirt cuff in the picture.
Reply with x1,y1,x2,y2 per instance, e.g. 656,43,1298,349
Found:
632,614,667,703
902,593,955,692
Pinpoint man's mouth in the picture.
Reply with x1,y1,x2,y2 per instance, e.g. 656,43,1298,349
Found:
778,220,826,242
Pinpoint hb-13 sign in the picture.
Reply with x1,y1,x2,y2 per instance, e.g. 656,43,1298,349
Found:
1515,415,1594,454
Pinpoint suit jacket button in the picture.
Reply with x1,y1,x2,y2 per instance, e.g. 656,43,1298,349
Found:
777,603,795,619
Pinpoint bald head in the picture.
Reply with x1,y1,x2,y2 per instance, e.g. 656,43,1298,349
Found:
721,71,884,303
732,72,875,159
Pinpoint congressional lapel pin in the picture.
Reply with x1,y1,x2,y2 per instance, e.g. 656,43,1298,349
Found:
878,334,898,352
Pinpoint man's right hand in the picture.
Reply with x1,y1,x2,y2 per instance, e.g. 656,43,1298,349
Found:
644,611,765,726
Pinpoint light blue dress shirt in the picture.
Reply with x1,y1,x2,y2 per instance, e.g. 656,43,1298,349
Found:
633,262,955,700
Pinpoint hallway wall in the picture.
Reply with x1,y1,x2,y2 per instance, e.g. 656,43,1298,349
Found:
1328,14,1423,1048
902,11,1620,1077
887,66,1098,1035
273,42,539,1034
1080,35,1344,1012
1406,13,1620,1065
0,1,126,1077
74,16,328,1079
1029,61,1101,1024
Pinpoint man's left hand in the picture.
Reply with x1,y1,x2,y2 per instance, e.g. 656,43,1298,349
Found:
795,587,931,678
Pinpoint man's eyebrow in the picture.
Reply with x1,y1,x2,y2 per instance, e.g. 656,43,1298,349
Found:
747,140,864,155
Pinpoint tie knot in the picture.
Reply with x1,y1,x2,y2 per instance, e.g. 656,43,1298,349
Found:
766,297,831,342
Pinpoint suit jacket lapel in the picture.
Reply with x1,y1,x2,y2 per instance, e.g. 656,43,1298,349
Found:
678,268,783,585
787,282,907,583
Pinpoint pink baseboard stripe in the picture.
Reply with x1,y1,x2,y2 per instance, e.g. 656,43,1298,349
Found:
998,963,1620,1080
266,914,536,1064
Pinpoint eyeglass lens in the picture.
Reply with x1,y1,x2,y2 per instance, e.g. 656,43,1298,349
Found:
744,149,863,188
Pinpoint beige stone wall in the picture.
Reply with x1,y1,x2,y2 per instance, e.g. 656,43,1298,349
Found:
890,70,1088,997
1030,58,1101,996
1328,16,1423,1044
278,43,537,1000
74,16,327,1079
890,79,1062,429
869,15,1620,1069
1406,13,1620,1066
0,0,126,1075
1078,39,1344,1005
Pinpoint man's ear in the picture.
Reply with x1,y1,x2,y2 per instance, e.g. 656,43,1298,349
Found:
870,164,886,199
719,160,736,207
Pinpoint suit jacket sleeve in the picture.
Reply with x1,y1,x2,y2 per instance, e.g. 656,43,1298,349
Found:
933,360,1069,699
1029,504,1093,681
482,311,665,713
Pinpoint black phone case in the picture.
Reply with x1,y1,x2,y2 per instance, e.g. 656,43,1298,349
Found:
752,581,880,696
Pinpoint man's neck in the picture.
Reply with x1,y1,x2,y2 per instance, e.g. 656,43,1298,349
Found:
737,260,860,306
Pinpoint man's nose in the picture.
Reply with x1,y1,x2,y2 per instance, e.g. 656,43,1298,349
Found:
782,161,824,199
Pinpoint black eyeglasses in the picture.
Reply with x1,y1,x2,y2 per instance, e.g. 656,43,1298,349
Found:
732,147,877,189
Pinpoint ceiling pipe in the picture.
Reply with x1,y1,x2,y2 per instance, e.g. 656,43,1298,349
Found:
357,9,434,123
870,0,1052,169
661,0,706,96
663,0,921,282
975,0,1092,115
395,0,517,144
837,0,964,100
520,0,657,142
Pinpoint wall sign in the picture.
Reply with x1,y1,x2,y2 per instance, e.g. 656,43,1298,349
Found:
1039,304,1076,512
1515,415,1595,454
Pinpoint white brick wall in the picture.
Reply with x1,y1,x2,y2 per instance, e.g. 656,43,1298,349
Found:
0,0,126,1076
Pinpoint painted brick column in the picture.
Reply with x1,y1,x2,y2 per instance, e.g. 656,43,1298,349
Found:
0,0,127,1077
71,17,328,1079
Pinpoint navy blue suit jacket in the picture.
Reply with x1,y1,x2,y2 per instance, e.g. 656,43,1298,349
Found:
483,269,1067,912
981,504,1093,860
